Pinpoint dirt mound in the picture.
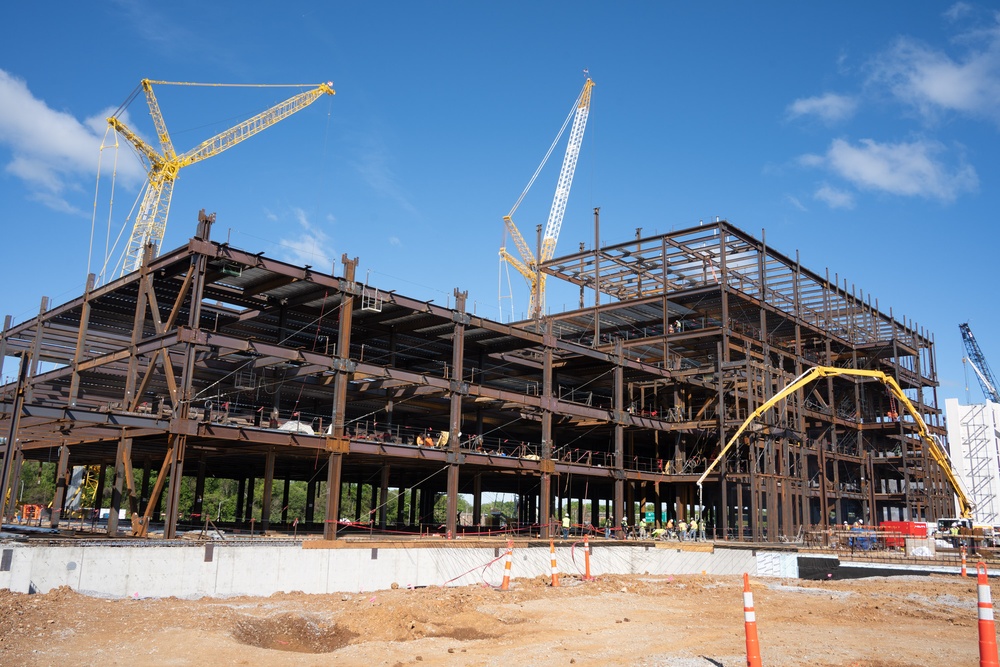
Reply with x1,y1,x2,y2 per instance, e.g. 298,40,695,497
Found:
0,574,993,666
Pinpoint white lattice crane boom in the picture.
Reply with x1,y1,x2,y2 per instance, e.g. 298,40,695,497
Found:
109,79,335,275
542,79,594,263
500,77,594,319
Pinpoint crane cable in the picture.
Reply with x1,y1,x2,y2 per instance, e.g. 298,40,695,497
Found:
505,99,576,220
91,125,142,286
146,81,322,88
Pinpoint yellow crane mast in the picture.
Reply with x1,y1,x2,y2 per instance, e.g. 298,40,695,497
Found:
108,79,335,275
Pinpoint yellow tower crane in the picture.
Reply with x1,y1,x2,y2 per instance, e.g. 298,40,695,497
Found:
108,79,335,275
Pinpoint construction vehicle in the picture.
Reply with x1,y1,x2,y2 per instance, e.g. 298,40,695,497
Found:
960,323,1000,403
696,365,974,521
500,76,594,319
65,464,102,515
108,79,335,275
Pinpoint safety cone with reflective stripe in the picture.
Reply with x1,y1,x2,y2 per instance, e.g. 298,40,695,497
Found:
977,562,999,667
743,572,763,667
549,539,560,587
583,534,594,581
500,540,513,591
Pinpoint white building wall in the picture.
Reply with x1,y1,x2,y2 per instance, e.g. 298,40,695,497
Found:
0,543,760,599
945,398,1000,524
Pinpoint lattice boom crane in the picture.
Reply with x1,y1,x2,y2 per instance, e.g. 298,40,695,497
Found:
960,322,1000,403
109,79,335,275
501,77,594,319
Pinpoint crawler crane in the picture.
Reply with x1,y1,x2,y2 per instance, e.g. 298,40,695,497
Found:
500,77,594,319
960,322,1000,403
108,79,335,275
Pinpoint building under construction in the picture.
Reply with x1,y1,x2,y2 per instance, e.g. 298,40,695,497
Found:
0,213,957,542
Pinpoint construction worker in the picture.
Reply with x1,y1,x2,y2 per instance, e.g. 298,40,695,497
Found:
689,518,698,541
678,519,687,542
698,518,707,541
562,514,570,539
620,515,629,540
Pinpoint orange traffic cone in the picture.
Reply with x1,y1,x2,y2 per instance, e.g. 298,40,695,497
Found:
549,539,560,587
743,572,763,667
583,534,594,581
500,540,513,591
977,562,999,667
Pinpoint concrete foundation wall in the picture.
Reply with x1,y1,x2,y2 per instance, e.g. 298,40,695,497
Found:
0,542,762,599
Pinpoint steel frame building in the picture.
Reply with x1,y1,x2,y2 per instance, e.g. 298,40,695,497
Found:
0,212,956,541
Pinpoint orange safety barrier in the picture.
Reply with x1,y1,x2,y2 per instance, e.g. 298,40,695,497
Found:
500,540,513,591
743,573,763,667
583,534,594,581
977,562,999,667
549,539,560,587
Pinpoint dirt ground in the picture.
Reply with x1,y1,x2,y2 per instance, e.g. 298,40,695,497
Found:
0,572,993,666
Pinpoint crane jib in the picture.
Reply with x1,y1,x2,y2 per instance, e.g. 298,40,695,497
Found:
110,80,335,276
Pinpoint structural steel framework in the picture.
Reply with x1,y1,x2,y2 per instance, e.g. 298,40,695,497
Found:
0,214,956,541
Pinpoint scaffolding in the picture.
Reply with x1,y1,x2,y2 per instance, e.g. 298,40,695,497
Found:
946,398,1000,524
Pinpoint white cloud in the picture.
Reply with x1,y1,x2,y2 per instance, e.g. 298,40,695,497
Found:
275,207,334,269
867,27,1000,123
802,137,978,202
784,195,807,212
943,2,973,22
786,93,858,123
388,236,401,246
813,184,855,209
352,131,418,215
0,69,145,213
797,153,824,168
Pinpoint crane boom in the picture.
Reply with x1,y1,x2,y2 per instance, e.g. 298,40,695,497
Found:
502,214,537,284
110,80,335,275
540,78,594,263
960,323,1000,403
500,77,594,319
695,365,974,519
142,80,176,160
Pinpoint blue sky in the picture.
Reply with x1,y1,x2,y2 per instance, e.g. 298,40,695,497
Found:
1,2,999,403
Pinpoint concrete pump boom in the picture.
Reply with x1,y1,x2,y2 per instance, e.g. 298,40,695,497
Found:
695,365,973,520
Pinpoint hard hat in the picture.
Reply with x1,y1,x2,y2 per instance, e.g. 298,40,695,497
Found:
858,519,863,524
